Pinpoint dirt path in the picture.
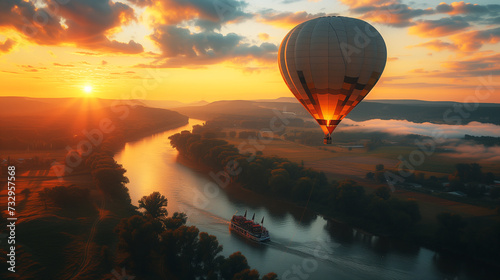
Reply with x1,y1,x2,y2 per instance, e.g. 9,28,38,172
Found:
70,195,106,279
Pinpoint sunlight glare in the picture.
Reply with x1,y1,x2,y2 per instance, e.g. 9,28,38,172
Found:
83,85,93,94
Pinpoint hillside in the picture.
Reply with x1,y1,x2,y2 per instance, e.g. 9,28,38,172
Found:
0,97,188,150
173,98,500,125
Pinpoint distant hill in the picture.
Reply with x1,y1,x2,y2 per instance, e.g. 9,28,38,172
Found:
174,100,276,120
172,98,500,125
0,96,146,116
0,97,188,150
138,99,209,109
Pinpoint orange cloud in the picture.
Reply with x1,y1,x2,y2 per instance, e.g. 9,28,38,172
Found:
138,24,277,68
0,38,15,53
338,0,390,9
441,52,500,72
136,0,252,29
256,10,336,28
258,33,270,41
0,0,143,54
340,0,433,27
408,39,458,51
53,63,75,67
409,17,470,37
435,1,500,16
450,27,500,51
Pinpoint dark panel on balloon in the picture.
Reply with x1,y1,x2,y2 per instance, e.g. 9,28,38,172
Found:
344,76,358,84
297,70,316,105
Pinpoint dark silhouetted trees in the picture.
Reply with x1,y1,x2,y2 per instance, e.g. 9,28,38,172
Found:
38,185,95,214
375,186,391,200
138,192,169,219
116,191,274,280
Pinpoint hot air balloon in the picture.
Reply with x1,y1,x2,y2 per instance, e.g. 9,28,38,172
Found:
278,16,387,144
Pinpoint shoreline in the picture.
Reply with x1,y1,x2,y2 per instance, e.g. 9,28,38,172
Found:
172,150,500,270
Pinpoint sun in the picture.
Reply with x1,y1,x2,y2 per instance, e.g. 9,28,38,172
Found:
83,85,93,94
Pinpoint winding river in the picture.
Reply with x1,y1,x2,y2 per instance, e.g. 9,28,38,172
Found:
115,119,493,280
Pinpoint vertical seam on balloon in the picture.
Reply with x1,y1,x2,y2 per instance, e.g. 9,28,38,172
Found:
358,20,368,86
283,26,303,104
328,19,345,73
301,20,323,119
327,18,331,124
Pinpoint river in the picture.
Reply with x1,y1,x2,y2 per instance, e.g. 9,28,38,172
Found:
115,119,493,280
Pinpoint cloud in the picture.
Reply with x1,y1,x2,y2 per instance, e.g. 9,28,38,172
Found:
436,1,500,16
387,57,398,61
446,144,500,162
74,51,100,56
142,24,278,67
19,65,44,72
258,33,270,41
129,0,271,67
340,0,434,27
343,1,499,30
440,52,500,77
241,66,270,74
53,63,75,67
95,39,144,54
0,38,15,53
256,9,336,28
409,68,433,74
133,0,252,28
102,60,108,65
450,27,500,52
339,119,500,138
408,39,458,51
0,70,20,74
0,0,143,54
409,16,470,37
339,0,388,9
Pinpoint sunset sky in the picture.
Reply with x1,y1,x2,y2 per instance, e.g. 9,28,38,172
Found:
0,0,499,103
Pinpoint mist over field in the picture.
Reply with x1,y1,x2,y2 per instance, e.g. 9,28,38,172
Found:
338,119,500,138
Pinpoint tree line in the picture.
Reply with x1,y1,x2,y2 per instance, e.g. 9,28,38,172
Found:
169,131,422,235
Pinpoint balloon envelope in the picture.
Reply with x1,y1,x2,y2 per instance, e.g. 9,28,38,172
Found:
278,16,387,144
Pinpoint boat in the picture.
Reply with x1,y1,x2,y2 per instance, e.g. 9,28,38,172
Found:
230,210,270,242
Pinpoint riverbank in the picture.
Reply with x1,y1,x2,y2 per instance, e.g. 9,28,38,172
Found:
0,116,190,279
168,131,500,272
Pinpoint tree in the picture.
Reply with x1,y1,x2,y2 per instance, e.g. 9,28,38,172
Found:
436,212,467,247
335,180,366,215
233,269,260,280
115,215,164,272
262,272,278,280
454,163,482,183
376,164,384,171
490,187,500,199
220,252,250,280
163,212,188,229
375,186,391,200
268,168,292,195
138,192,168,219
196,232,224,277
292,177,313,201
